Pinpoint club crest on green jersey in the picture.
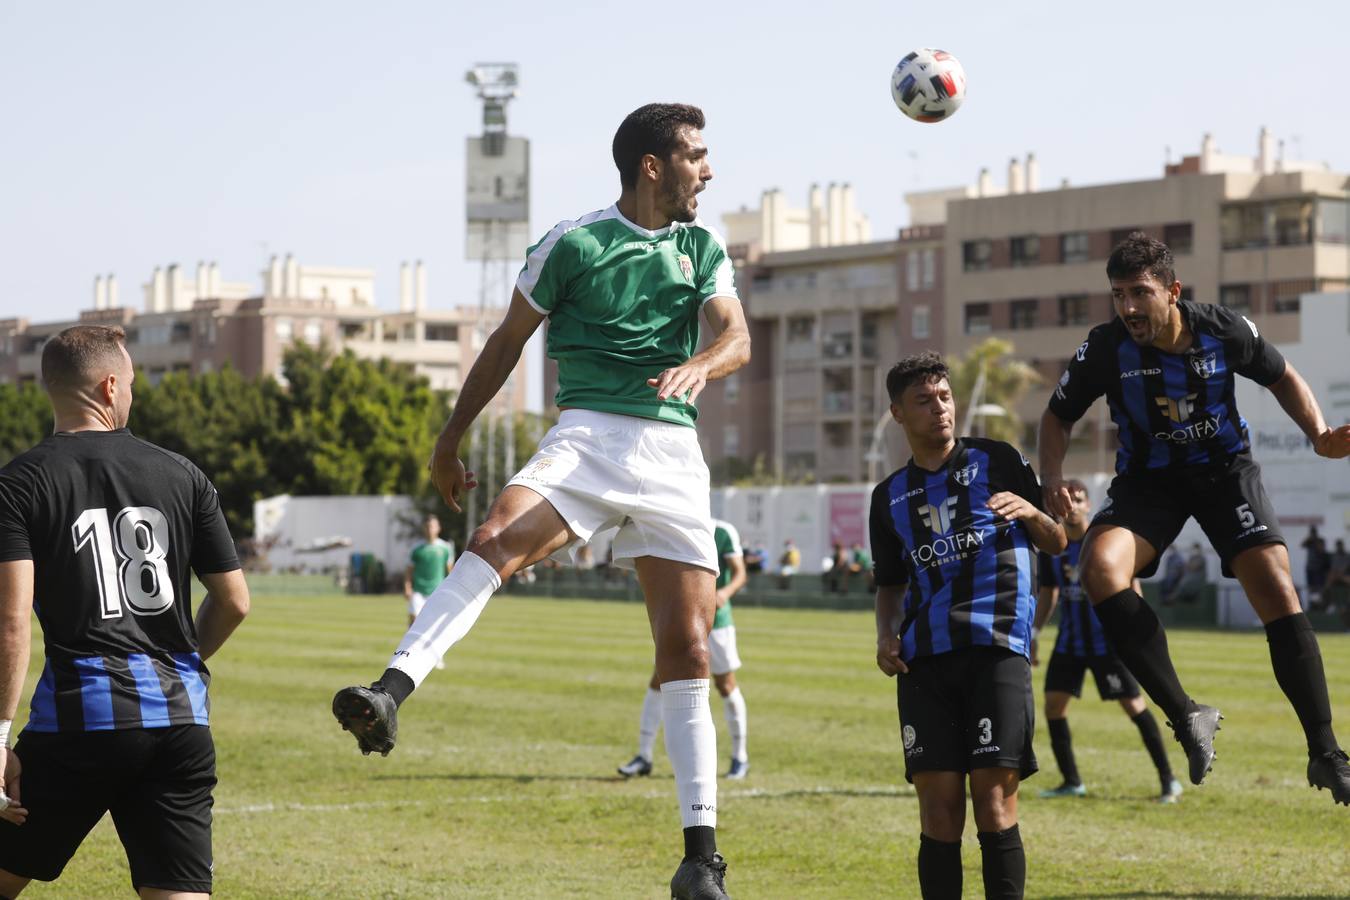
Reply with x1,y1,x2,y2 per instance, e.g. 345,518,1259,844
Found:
677,254,694,283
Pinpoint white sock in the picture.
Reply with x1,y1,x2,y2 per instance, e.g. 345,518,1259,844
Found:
388,551,500,687
637,687,663,761
723,687,748,763
662,679,718,829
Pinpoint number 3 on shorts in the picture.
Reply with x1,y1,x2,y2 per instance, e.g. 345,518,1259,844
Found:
977,717,993,745
1235,503,1256,529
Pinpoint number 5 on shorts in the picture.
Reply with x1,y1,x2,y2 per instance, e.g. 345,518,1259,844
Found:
1235,503,1256,529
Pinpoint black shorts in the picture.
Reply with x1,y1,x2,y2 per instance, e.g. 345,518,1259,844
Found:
896,646,1038,783
1044,650,1140,700
1091,452,1284,578
0,725,215,892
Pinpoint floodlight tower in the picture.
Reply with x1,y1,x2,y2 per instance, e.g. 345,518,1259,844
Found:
463,63,530,536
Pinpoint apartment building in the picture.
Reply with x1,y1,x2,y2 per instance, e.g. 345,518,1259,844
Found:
0,256,530,411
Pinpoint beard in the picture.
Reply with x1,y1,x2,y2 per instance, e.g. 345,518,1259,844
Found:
659,171,699,223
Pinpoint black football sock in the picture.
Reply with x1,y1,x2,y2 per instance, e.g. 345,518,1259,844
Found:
1047,717,1081,786
683,825,717,859
1092,589,1193,724
375,668,415,708
917,833,962,900
1265,613,1338,756
1131,708,1174,787
977,824,1026,900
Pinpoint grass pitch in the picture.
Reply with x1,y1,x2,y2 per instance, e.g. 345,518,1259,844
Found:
15,589,1350,898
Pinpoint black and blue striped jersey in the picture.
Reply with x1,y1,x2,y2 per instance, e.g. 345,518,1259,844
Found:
0,429,239,733
1048,300,1286,475
870,437,1043,662
1038,539,1110,658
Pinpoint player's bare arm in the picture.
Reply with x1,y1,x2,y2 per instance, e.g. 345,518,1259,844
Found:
1265,363,1350,460
716,553,747,609
1038,409,1076,519
195,569,251,661
874,583,908,676
988,491,1067,554
429,290,547,511
647,295,750,403
0,560,34,825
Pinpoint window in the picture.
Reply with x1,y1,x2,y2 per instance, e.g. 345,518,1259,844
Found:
822,313,853,359
905,250,920,291
1010,299,1039,330
425,324,459,342
921,248,936,288
963,240,992,272
1060,232,1090,263
1318,199,1349,244
724,372,741,403
964,302,992,335
723,424,740,457
1110,227,1142,248
1178,286,1194,303
1010,235,1040,267
1273,294,1301,314
912,305,931,340
1272,198,1313,246
784,422,816,450
275,318,293,341
860,313,879,360
822,368,854,414
786,316,815,343
1164,222,1194,254
1221,204,1267,249
1058,294,1090,327
197,319,217,347
303,320,323,345
171,322,192,343
1219,284,1252,313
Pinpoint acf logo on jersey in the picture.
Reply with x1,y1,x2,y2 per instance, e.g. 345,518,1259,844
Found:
953,463,979,487
1155,393,1199,423
1189,352,1219,378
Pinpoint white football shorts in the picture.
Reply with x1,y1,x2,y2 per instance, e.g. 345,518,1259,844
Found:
408,591,428,617
506,409,717,574
709,625,742,675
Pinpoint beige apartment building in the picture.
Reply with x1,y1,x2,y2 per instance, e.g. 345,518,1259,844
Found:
0,255,530,411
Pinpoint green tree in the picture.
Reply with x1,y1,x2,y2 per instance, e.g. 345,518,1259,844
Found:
946,337,1042,445
0,381,52,465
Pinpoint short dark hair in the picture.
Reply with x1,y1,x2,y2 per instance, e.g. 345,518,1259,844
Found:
1064,478,1089,498
612,103,706,189
41,325,127,391
1106,231,1175,287
886,351,949,401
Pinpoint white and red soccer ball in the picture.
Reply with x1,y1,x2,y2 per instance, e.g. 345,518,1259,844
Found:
891,48,967,123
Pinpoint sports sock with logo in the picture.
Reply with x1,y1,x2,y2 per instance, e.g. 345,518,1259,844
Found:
977,824,1025,900
723,687,748,763
1092,589,1192,724
637,687,662,762
662,679,718,837
917,833,962,900
1047,717,1080,786
1265,612,1338,756
1131,708,1175,786
386,551,500,690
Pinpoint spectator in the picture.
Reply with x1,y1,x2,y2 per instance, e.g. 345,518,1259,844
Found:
743,544,767,574
1164,543,1210,606
1327,539,1350,592
778,539,800,590
842,542,873,593
1159,547,1186,603
1302,526,1330,607
823,543,848,593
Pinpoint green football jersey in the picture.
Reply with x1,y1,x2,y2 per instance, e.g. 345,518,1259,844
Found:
712,519,743,630
516,205,738,427
409,539,453,596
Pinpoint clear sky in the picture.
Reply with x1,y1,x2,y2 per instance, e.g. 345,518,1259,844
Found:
3,0,1348,324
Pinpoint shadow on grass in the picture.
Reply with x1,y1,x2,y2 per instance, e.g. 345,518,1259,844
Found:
371,772,624,784
1039,894,1347,899
368,774,916,802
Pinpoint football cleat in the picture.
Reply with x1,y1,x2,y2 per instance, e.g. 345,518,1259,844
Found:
1157,778,1184,804
1038,782,1087,799
617,755,653,778
725,758,750,780
332,684,399,756
1307,749,1350,806
1169,704,1222,785
670,852,730,900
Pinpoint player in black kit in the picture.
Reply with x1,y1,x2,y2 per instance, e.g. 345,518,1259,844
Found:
0,325,250,898
1040,232,1350,804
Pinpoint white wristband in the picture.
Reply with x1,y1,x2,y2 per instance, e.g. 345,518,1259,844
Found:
0,719,11,748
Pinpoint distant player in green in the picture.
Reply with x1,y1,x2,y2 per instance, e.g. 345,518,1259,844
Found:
333,103,750,900
405,516,454,670
620,518,750,780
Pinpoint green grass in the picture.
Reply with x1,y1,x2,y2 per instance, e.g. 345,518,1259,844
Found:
14,592,1350,898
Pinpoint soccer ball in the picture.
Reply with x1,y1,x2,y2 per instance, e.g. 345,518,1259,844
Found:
891,48,966,123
